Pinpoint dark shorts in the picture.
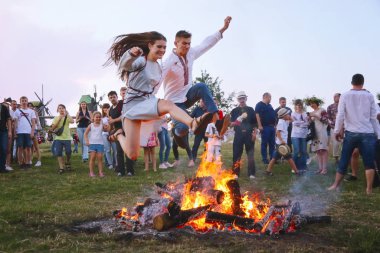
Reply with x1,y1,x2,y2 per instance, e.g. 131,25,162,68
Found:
17,133,32,148
54,140,72,157
272,145,292,161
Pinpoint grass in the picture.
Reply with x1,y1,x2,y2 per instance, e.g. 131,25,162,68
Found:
1,140,380,252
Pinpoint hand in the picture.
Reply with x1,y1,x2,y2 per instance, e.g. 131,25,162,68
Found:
130,47,143,57
335,132,343,142
220,16,232,34
30,132,35,139
251,132,256,142
8,131,12,139
281,141,286,145
108,118,114,124
85,141,90,146
258,126,263,131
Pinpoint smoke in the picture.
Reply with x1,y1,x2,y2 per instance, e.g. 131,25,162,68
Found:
282,160,340,215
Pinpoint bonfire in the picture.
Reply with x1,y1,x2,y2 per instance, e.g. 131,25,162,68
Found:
113,153,330,236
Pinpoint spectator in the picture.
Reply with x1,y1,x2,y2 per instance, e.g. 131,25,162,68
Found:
72,133,79,153
51,104,74,174
231,91,257,178
3,98,14,171
191,99,208,162
291,99,309,172
0,101,12,173
327,93,342,165
108,91,134,176
266,108,299,176
158,116,173,169
275,97,293,150
28,102,42,167
84,111,106,177
328,74,380,194
14,96,36,169
75,102,92,162
101,103,114,169
205,114,223,163
255,92,276,164
307,97,329,174
140,121,159,172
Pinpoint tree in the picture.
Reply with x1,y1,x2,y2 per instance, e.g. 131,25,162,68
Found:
194,70,236,113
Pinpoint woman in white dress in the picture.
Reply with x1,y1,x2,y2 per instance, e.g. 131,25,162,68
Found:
308,99,329,174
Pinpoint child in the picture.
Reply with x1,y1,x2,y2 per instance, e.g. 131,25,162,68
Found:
140,121,159,172
266,108,299,176
84,111,107,177
205,115,223,163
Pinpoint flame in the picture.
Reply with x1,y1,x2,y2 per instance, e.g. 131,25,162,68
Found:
180,152,273,232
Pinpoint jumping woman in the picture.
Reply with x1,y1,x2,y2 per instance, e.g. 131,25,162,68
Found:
105,31,212,161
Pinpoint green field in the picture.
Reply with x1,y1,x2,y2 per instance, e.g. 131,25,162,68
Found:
1,141,379,253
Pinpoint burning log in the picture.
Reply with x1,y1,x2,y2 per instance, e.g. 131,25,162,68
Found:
279,202,301,234
205,211,256,230
134,198,160,215
253,206,275,231
226,179,245,216
155,182,182,202
264,219,277,235
189,177,215,192
292,215,331,228
204,189,225,204
153,205,211,231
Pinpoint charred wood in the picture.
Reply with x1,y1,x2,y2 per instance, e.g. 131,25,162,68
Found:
205,211,256,230
226,179,245,216
253,206,275,231
153,205,211,231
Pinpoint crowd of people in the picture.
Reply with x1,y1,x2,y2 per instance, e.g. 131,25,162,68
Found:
1,16,380,195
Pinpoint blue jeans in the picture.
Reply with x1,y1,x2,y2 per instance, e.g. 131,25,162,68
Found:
261,126,276,163
158,128,171,163
337,131,376,175
76,127,89,160
172,83,218,138
292,137,307,170
0,131,8,170
102,134,113,165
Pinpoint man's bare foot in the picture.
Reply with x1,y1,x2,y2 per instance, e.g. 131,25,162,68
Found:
191,112,213,135
188,160,195,167
327,185,338,191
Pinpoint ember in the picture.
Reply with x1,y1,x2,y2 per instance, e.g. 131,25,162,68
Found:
113,153,331,236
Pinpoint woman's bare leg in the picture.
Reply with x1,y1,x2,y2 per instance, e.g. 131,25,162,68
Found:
116,118,141,160
158,100,192,126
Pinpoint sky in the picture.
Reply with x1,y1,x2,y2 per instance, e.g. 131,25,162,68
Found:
1,0,380,117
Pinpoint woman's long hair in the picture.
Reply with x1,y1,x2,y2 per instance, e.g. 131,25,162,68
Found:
78,102,88,114
104,31,166,79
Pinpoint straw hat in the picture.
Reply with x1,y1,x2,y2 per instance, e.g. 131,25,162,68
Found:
277,144,291,156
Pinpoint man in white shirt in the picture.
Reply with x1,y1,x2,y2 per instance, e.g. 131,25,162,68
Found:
14,96,36,169
328,74,380,194
161,16,232,156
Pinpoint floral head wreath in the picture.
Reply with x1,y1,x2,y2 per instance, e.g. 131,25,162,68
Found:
303,96,324,106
